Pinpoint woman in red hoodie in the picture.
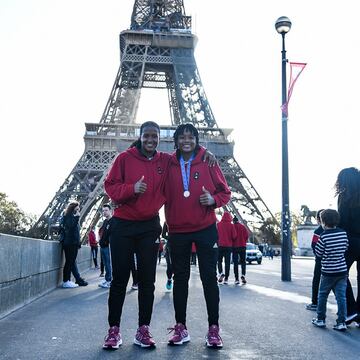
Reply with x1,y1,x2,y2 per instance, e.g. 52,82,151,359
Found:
164,123,231,348
102,121,215,350
232,216,249,285
103,121,167,349
217,212,237,285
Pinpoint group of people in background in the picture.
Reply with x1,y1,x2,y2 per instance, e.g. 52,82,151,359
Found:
307,167,360,332
217,212,249,285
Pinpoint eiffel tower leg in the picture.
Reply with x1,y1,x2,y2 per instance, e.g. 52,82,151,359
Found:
31,43,150,240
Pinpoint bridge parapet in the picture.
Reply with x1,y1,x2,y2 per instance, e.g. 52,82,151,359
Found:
0,234,91,319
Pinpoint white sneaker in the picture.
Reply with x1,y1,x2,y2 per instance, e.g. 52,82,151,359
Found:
99,281,111,288
62,281,79,288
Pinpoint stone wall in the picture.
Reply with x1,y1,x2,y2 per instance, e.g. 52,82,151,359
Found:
0,233,91,319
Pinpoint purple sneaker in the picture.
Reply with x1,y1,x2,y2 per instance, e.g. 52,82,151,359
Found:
103,326,122,349
168,323,190,345
206,325,223,348
134,325,156,348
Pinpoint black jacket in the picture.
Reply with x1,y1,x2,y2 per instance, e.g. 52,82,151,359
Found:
99,218,112,248
61,214,80,246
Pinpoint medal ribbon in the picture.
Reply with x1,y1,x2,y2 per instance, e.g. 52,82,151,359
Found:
180,154,194,194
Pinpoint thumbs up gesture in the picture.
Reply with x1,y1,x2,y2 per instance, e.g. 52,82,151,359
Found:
200,186,215,206
134,175,147,194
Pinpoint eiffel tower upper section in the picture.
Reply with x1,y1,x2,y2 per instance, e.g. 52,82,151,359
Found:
31,0,276,240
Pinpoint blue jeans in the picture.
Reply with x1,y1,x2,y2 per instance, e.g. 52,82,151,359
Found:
317,274,347,323
101,247,112,282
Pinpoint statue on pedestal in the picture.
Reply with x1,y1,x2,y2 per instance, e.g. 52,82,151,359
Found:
301,205,317,225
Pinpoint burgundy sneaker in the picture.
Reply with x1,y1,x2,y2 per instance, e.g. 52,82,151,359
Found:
134,325,156,348
168,323,190,345
103,326,122,349
206,325,223,348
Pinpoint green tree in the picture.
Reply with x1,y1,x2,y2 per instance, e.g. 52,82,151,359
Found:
258,211,303,246
0,192,36,235
258,216,281,245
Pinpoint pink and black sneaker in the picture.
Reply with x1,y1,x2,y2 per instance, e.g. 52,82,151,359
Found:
103,326,122,349
206,325,223,348
168,323,190,345
134,325,156,348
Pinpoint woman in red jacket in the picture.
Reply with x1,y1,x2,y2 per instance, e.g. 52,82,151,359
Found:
164,123,231,348
88,227,99,269
232,216,249,285
217,212,237,284
103,121,167,349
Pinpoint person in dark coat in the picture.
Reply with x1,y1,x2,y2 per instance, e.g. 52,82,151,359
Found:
61,201,83,288
335,167,360,325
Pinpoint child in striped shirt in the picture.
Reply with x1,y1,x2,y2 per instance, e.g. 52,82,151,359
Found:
312,209,348,331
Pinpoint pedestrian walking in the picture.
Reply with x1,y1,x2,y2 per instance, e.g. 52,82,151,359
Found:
217,212,236,285
158,238,164,264
232,216,249,285
190,242,197,266
98,204,113,289
88,226,99,269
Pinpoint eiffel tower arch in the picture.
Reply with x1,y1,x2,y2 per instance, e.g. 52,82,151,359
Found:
31,0,276,240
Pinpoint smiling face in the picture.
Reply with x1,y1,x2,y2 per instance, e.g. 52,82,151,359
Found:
177,129,197,155
140,126,159,156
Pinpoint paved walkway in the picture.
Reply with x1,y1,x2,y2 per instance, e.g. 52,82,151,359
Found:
1,258,359,359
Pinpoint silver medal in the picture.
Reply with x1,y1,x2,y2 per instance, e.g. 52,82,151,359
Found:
183,190,190,198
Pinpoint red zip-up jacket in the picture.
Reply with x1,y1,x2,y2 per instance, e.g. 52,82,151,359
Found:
233,222,249,247
217,212,237,247
88,230,97,247
104,147,170,221
164,147,231,233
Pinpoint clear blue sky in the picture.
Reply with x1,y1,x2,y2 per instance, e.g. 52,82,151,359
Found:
0,0,359,217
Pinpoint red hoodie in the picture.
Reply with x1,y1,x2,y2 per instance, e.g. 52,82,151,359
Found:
104,147,171,221
164,147,231,233
217,212,237,247
88,230,97,247
233,222,249,247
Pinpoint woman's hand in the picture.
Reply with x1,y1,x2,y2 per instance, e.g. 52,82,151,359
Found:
200,186,215,206
202,150,218,167
134,175,147,194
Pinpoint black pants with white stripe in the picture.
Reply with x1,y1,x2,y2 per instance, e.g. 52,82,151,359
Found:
169,223,219,326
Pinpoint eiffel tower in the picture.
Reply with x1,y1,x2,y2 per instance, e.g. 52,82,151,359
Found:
32,0,276,240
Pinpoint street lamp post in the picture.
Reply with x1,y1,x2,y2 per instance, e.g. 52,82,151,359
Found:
275,16,292,281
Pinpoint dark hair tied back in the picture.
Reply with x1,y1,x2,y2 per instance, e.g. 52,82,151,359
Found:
130,121,161,149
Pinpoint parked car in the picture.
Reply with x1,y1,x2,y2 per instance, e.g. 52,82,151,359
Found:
246,243,262,264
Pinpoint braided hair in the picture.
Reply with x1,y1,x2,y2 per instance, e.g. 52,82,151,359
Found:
130,121,161,149
173,123,200,150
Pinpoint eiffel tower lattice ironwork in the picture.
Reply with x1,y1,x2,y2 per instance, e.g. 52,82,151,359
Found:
32,0,276,240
